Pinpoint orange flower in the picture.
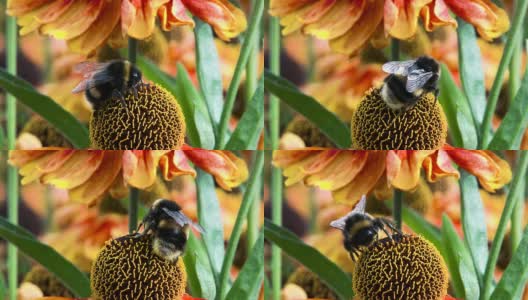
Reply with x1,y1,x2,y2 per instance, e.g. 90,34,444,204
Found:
7,0,247,55
8,148,248,206
270,0,509,55
273,148,512,206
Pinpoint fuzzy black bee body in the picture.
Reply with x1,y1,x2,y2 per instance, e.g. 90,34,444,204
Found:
381,56,440,110
330,195,400,261
139,199,203,262
72,60,142,109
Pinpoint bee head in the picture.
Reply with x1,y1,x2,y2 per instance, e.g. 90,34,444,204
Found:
413,56,439,74
128,65,142,88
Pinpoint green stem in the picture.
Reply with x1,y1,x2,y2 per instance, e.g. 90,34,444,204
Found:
246,0,260,247
129,187,139,233
391,39,400,61
481,151,528,300
217,0,264,148
217,151,264,300
306,36,316,82
393,189,403,230
128,37,138,64
480,0,528,147
269,12,283,300
6,13,18,300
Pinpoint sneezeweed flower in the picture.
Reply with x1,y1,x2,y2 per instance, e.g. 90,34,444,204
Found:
7,0,247,56
270,0,510,55
273,149,512,206
23,265,74,298
351,87,447,150
89,82,186,150
8,149,248,206
91,234,186,300
352,234,448,300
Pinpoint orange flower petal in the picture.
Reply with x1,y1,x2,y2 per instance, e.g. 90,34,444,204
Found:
121,0,136,34
422,149,460,181
7,0,52,16
123,150,170,189
384,0,432,39
184,149,248,190
303,0,366,40
305,151,368,190
282,150,339,186
158,0,195,31
127,0,169,39
15,0,75,35
181,0,247,40
298,0,337,24
68,151,122,206
273,150,316,168
39,0,104,40
444,0,510,40
420,0,457,31
332,151,386,205
67,0,121,55
41,151,105,189
387,150,434,190
445,149,512,192
8,150,51,166
18,150,75,185
159,150,197,180
269,0,313,16
329,0,384,55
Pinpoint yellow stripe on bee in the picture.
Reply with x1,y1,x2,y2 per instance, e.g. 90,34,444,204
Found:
347,220,374,238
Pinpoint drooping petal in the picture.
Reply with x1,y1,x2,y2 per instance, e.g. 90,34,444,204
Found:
445,149,512,192
158,0,195,31
159,150,197,180
184,149,248,190
282,150,339,186
7,0,53,16
68,151,123,206
269,0,313,16
15,0,75,35
67,0,121,56
420,0,457,32
181,0,247,40
39,0,104,40
329,0,384,56
305,151,368,190
121,0,137,34
386,150,434,190
41,151,105,189
444,0,510,40
273,150,316,168
18,150,75,185
332,151,386,205
384,0,433,39
422,149,460,181
127,0,170,39
303,0,365,40
123,150,170,189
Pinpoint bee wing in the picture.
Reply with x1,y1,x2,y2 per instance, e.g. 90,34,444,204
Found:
406,70,434,93
71,73,116,93
161,207,205,233
329,195,367,230
382,60,416,76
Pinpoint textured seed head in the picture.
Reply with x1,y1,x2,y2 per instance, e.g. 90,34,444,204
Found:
91,234,186,300
22,116,72,148
287,266,338,300
24,265,74,297
90,83,186,149
351,87,447,150
353,234,448,300
286,116,336,148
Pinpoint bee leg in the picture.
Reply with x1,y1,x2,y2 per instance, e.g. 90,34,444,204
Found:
379,217,402,235
112,90,128,109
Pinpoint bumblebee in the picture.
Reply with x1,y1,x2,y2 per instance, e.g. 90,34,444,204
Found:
381,56,440,110
138,199,203,262
72,59,142,109
330,195,400,261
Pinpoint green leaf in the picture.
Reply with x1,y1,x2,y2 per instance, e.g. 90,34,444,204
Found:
194,19,224,130
441,215,479,299
196,170,225,286
0,216,91,297
438,64,478,148
176,64,216,149
491,225,528,299
225,230,264,300
264,71,352,148
264,219,354,300
184,233,217,299
487,69,528,149
0,68,90,148
225,77,263,150
457,18,487,129
459,171,488,285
